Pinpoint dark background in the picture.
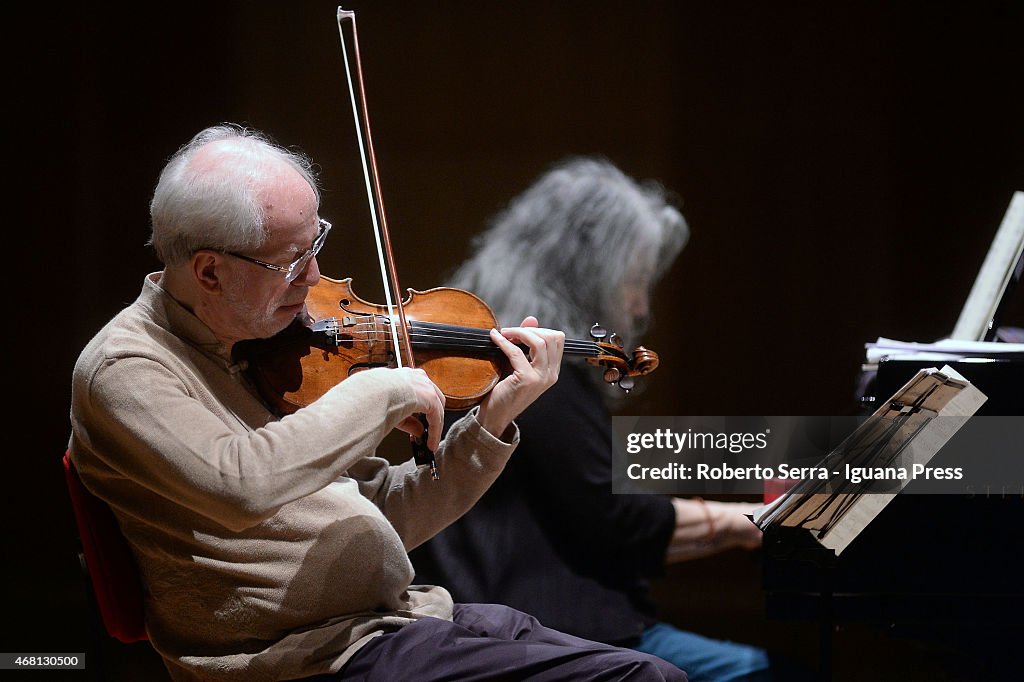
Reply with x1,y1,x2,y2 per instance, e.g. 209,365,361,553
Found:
10,1,1023,679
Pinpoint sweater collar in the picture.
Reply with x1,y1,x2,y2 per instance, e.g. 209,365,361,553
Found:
139,272,235,364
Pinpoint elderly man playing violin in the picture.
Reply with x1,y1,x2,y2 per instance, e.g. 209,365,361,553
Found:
68,124,687,682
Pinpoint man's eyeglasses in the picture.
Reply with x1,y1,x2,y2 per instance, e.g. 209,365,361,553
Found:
225,218,332,283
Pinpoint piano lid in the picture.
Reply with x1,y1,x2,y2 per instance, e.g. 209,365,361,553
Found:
950,190,1024,342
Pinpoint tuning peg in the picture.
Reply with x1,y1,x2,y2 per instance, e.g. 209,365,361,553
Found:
603,367,636,392
609,333,623,348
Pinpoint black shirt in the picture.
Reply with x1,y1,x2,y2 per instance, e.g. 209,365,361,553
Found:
410,362,676,645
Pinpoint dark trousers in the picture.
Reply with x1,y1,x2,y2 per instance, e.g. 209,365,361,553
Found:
328,603,687,681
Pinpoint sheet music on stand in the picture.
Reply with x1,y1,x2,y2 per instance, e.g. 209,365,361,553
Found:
753,365,987,555
857,191,1023,404
864,336,1024,364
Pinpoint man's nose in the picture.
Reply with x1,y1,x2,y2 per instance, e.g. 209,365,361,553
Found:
294,255,322,286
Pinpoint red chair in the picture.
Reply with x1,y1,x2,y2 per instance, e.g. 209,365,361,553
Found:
63,451,148,643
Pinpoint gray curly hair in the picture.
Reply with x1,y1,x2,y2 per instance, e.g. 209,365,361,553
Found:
448,157,688,349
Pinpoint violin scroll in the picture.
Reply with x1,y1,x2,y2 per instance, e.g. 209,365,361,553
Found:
587,324,660,393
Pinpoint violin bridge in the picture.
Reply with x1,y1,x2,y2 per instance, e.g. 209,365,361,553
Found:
312,318,342,347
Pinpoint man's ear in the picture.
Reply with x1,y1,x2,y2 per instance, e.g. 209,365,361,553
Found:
191,250,224,294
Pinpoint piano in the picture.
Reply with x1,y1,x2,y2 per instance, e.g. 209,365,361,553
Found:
761,194,1024,680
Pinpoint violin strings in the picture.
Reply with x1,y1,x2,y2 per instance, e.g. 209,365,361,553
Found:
410,321,601,353
318,317,609,357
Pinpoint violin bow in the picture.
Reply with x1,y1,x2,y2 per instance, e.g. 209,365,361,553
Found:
336,7,439,478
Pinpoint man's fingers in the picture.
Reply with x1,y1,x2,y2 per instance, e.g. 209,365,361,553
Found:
493,325,564,374
421,399,443,452
396,411,442,453
396,415,425,439
392,367,446,453
489,327,533,371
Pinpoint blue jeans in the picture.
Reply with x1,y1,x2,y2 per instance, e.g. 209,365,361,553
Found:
633,622,774,682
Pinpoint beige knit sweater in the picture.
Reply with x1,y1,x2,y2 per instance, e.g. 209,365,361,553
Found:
69,274,517,681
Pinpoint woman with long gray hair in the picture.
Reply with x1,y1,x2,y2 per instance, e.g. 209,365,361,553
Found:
412,157,796,682
448,156,688,354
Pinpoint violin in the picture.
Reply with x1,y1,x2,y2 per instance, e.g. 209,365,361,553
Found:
236,276,660,416
235,8,660,476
